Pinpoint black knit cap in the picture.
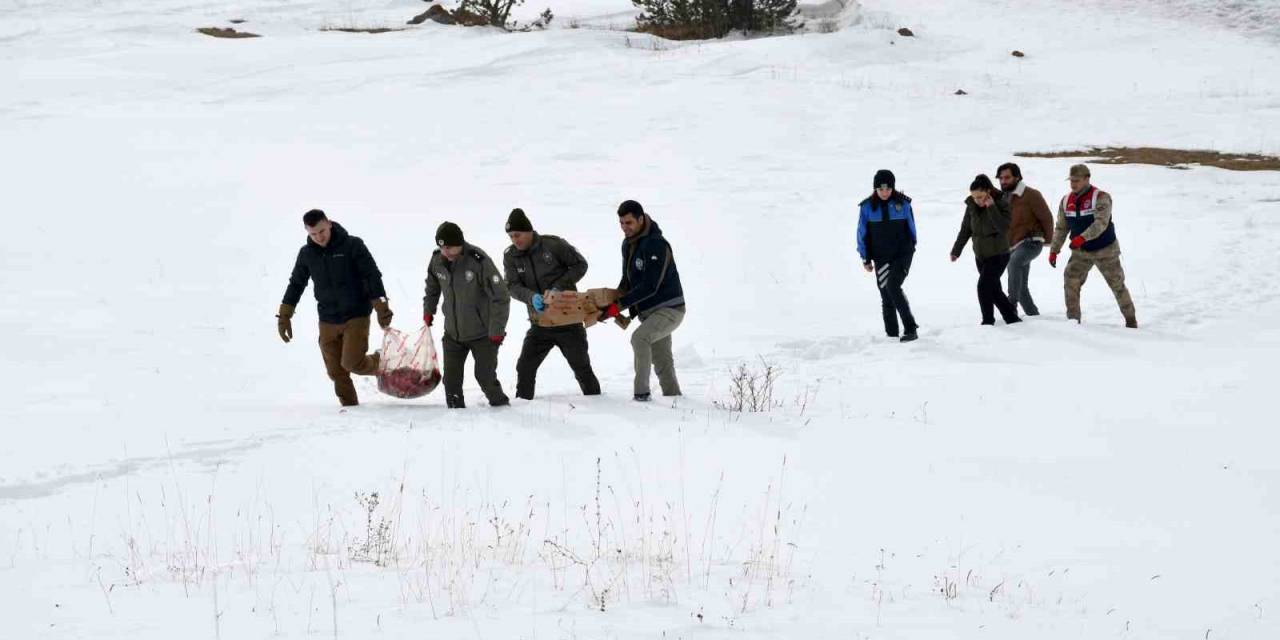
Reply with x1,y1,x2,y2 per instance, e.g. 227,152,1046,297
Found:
617,200,645,218
435,221,464,247
874,169,896,190
505,208,533,233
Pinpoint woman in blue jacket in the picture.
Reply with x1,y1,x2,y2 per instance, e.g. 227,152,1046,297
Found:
857,169,919,342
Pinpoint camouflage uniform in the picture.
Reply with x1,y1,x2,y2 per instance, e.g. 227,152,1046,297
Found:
1051,186,1137,325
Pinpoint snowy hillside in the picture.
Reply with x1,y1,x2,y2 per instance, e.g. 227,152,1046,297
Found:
2,0,1279,638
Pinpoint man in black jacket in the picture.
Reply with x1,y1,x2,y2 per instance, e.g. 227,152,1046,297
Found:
502,208,601,400
278,209,393,406
598,200,686,401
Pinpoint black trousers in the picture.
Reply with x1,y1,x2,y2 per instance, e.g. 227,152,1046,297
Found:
516,324,601,400
441,334,509,408
975,253,1020,324
874,254,917,336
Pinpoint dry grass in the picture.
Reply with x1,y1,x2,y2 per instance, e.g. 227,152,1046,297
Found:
320,26,405,34
1016,146,1280,172
196,27,261,39
634,23,727,41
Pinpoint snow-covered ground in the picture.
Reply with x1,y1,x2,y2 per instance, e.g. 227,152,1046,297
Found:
3,0,1280,637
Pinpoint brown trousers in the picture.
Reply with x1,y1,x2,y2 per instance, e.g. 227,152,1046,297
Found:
318,315,379,406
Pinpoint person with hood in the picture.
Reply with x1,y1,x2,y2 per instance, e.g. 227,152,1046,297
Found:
997,162,1055,316
950,174,1022,325
597,200,685,401
857,169,919,342
423,222,511,408
277,209,393,407
1050,164,1138,328
502,208,601,400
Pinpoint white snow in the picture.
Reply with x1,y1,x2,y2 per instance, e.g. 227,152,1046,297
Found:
2,0,1280,637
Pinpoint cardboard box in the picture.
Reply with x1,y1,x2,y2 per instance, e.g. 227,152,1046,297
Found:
537,288,627,329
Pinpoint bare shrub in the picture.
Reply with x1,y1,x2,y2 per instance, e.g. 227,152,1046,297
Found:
716,358,781,413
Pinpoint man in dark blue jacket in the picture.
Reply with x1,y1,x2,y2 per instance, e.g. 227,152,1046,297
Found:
598,200,685,401
278,209,393,406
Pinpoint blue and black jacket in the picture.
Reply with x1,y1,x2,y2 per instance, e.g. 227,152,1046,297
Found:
617,217,685,318
857,192,918,264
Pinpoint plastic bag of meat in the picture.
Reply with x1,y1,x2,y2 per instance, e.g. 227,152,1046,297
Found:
376,326,442,399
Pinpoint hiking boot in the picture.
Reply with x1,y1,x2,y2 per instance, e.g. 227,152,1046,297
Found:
1006,316,1023,325
633,393,652,402
1125,317,1138,329
899,331,918,343
490,397,511,407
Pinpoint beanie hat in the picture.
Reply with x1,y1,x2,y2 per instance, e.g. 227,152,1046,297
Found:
617,200,645,218
873,169,896,190
435,221,464,248
505,208,533,233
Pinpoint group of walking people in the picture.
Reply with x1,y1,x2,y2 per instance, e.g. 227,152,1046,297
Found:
857,162,1138,338
276,202,685,408
277,160,1139,408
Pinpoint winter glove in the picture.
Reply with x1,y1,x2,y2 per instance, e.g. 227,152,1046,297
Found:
490,335,504,346
531,293,546,313
862,261,874,273
597,303,620,322
1048,252,1058,268
1069,235,1086,249
276,303,295,343
423,313,434,327
373,298,393,329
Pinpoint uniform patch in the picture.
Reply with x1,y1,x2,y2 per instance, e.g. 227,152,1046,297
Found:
516,267,525,273
543,252,553,264
465,270,475,282
435,270,448,281
492,274,501,283
634,257,645,270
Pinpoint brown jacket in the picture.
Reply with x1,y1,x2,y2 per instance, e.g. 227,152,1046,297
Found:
1003,182,1054,248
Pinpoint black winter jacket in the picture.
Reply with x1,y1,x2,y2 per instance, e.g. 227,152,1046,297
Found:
282,222,387,323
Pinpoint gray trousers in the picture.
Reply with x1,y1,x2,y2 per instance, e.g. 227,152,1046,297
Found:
441,334,509,408
631,306,684,396
1006,240,1044,315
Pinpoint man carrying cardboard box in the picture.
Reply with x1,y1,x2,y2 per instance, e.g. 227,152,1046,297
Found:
598,200,686,402
502,208,601,400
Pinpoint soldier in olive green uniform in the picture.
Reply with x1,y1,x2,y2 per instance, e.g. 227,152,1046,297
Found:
1048,164,1138,328
502,208,601,400
423,222,511,408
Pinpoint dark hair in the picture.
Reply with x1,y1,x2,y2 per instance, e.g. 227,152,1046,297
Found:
302,209,327,227
969,174,998,194
996,162,1022,180
617,199,645,219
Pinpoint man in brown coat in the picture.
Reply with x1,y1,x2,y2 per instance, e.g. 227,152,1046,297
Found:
997,163,1055,316
278,209,394,406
